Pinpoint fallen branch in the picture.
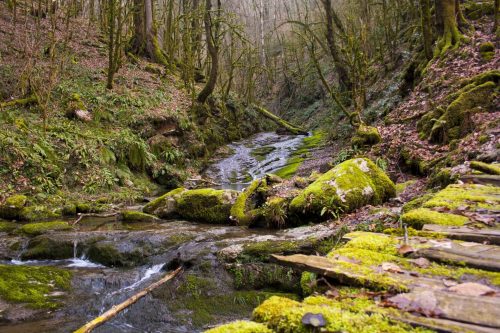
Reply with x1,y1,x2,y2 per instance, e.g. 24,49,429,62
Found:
72,212,119,225
74,266,183,333
251,104,308,135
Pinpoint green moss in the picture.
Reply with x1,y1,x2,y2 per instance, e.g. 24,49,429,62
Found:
18,221,72,236
395,180,416,195
400,146,429,175
0,264,71,309
428,168,458,189
342,232,399,255
252,296,431,333
351,125,382,147
423,184,500,211
176,188,238,224
0,221,18,233
275,130,325,179
479,42,495,61
401,208,469,229
241,240,303,262
230,179,263,225
0,194,28,219
290,158,395,220
401,193,434,213
121,210,158,222
430,81,498,143
300,271,317,296
17,205,62,221
87,242,144,267
470,161,500,175
252,104,307,135
143,187,186,216
22,237,73,260
250,146,276,162
205,321,273,333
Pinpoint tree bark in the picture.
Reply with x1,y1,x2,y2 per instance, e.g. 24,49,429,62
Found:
435,0,463,55
320,0,351,92
494,0,499,35
420,0,433,60
197,0,220,104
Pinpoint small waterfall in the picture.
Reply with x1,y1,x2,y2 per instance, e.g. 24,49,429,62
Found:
67,240,103,268
98,263,165,314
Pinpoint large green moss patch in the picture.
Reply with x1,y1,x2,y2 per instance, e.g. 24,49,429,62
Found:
0,265,71,309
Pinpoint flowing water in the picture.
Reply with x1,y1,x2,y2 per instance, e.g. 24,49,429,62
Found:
205,132,307,190
0,132,317,333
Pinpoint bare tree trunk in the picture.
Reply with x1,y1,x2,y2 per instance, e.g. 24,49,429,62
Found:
494,0,499,36
320,0,351,92
197,0,220,104
420,0,433,60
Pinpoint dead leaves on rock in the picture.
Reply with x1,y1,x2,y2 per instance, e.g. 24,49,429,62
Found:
447,282,497,297
384,291,443,317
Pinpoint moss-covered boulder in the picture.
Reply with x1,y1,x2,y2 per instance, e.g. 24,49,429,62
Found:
351,125,382,147
121,210,158,223
479,42,495,61
144,188,238,224
0,194,27,220
418,71,500,144
18,221,72,236
176,188,239,224
204,321,273,333
143,188,186,218
21,236,74,260
289,158,395,220
230,179,267,225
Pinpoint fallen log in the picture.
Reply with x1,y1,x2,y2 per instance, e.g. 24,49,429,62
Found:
422,224,500,245
72,212,119,225
251,104,308,135
73,267,182,333
417,247,500,272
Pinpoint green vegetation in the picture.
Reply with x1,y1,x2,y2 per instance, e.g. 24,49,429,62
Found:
176,188,238,224
0,221,18,232
18,221,73,236
470,161,500,175
275,130,325,179
289,158,395,219
351,125,382,147
0,265,71,309
121,210,158,222
250,296,433,333
205,321,273,333
401,208,468,229
230,179,264,225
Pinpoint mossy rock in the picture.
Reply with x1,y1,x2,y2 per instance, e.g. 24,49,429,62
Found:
401,193,435,214
0,194,28,219
423,183,500,211
428,168,459,189
0,264,71,309
176,188,239,224
143,188,186,218
121,210,158,223
289,158,395,221
429,81,498,143
230,179,266,226
252,296,429,333
205,321,273,333
18,221,72,236
0,221,19,233
401,208,469,229
351,125,382,147
399,146,429,175
86,242,146,267
470,161,500,175
18,205,62,221
21,236,74,260
479,42,495,61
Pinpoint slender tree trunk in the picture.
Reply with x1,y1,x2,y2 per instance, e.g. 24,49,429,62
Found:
320,0,351,92
197,0,220,104
106,0,115,89
420,0,433,60
132,0,145,52
494,0,499,35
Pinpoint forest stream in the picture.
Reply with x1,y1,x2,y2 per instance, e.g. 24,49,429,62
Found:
0,132,330,333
